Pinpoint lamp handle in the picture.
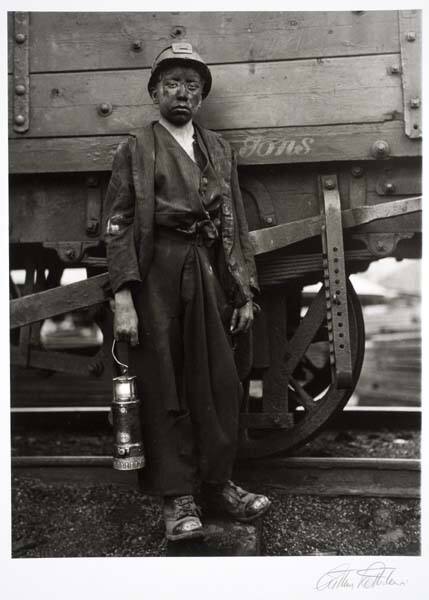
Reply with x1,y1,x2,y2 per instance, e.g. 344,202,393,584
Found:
111,340,129,374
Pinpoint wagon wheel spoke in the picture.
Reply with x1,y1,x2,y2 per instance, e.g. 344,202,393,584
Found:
240,279,365,459
285,286,326,377
289,376,317,412
294,354,325,381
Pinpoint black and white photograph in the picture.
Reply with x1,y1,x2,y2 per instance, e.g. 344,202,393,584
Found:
2,2,426,598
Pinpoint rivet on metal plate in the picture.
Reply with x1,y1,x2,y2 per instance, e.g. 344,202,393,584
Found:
351,166,364,178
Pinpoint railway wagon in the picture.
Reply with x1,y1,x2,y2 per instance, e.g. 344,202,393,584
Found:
9,11,422,458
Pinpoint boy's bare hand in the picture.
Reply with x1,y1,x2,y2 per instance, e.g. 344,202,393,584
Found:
113,288,139,346
230,300,254,334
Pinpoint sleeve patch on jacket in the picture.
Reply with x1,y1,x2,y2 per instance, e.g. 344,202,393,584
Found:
106,214,128,235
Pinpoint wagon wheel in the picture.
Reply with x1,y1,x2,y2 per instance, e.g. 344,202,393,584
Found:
287,287,332,399
239,278,365,458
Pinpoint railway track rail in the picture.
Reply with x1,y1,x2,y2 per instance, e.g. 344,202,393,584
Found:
11,405,422,431
12,455,420,499
11,405,421,499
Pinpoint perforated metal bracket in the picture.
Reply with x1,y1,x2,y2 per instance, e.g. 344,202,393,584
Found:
319,175,353,389
399,10,422,139
13,12,30,133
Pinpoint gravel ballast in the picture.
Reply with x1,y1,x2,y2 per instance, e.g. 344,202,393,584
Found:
11,474,420,558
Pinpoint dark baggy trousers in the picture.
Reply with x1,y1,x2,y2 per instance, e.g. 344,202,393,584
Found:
130,229,243,496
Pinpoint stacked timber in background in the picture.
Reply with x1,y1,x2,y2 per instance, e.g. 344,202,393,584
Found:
356,332,421,406
355,296,421,406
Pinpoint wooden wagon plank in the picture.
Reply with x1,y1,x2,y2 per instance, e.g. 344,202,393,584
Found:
8,54,402,138
8,11,400,75
9,135,125,174
9,173,108,243
9,120,421,174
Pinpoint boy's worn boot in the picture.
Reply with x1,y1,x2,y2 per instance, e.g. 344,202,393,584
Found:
163,494,204,541
202,480,271,522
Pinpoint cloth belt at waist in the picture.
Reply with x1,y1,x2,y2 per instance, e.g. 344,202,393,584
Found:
155,218,220,247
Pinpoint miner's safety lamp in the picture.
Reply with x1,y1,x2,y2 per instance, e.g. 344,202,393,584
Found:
111,341,145,470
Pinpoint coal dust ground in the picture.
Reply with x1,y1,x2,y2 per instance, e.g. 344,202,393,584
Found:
11,474,420,558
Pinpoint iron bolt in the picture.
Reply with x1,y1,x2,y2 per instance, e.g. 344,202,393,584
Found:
376,241,385,251
98,102,112,116
65,249,76,259
171,25,186,37
132,40,142,51
371,140,390,158
406,32,416,42
265,216,273,225
87,176,98,187
86,222,98,234
14,114,25,126
15,33,26,44
383,182,395,194
410,98,420,109
351,166,364,178
324,178,336,190
15,84,26,96
389,66,400,74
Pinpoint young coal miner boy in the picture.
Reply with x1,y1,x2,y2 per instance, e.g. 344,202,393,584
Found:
104,42,271,541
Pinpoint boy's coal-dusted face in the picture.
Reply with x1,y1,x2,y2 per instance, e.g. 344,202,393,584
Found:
151,65,203,126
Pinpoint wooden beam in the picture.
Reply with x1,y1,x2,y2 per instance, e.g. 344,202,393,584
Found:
8,11,400,74
9,135,125,174
235,457,420,498
9,121,421,174
10,273,111,329
8,54,402,138
10,346,104,376
11,456,421,498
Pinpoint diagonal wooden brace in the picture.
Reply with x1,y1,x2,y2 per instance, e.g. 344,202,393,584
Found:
249,195,422,255
10,273,111,329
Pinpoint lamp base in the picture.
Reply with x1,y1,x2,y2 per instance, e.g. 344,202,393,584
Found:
113,455,145,470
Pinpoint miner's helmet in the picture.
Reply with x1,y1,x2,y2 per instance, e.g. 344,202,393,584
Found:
148,41,212,99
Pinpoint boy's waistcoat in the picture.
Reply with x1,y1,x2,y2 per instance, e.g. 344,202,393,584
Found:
104,122,258,307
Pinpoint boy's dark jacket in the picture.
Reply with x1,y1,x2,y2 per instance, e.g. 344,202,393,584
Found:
104,122,259,307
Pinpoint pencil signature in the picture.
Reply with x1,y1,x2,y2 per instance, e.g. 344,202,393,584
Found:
316,561,407,591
